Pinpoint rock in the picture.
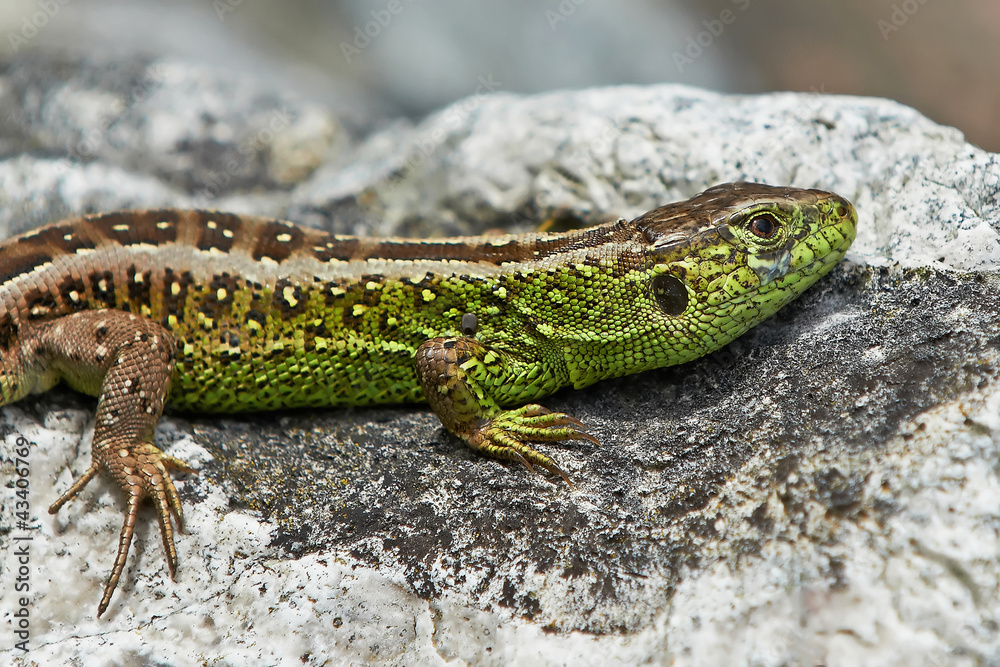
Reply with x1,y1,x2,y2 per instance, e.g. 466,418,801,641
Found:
1,55,998,666
0,55,342,219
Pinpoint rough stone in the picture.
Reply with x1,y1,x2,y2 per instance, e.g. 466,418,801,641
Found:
1,55,998,666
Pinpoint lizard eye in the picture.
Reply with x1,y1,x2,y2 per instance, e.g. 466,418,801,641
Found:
747,214,778,239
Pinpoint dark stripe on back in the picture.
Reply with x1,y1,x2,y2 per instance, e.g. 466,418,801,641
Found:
17,224,96,255
86,209,181,246
312,235,360,262
252,221,305,262
195,212,242,253
364,239,537,264
87,211,141,247
0,248,54,286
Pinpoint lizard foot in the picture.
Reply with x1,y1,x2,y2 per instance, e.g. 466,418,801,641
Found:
49,442,196,617
466,404,598,485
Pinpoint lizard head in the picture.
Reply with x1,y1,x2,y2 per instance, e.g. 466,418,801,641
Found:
631,181,857,356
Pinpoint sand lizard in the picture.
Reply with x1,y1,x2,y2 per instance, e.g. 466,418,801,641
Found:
0,182,857,615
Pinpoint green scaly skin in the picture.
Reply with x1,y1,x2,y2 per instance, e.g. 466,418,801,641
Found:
164,183,856,476
0,181,856,614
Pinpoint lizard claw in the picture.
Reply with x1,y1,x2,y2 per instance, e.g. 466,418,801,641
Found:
49,441,195,617
466,404,598,485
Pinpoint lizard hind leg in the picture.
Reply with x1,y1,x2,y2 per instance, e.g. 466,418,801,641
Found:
36,309,194,617
414,336,598,485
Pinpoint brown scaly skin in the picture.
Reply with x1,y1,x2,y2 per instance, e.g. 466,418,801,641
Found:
34,310,193,614
0,182,857,615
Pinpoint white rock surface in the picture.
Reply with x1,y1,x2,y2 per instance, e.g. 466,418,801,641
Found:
1,60,998,666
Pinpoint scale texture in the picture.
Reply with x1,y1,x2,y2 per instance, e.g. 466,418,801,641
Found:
0,181,856,616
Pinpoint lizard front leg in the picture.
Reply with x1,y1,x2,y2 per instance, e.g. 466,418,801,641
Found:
415,336,597,484
32,310,193,617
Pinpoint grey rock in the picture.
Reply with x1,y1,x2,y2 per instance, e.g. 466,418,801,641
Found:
0,55,998,666
1,54,341,207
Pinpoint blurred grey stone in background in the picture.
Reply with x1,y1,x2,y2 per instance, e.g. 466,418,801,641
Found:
1,2,999,665
1,51,998,665
2,0,996,150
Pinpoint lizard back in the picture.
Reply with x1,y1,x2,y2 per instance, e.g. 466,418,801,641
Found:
0,209,651,411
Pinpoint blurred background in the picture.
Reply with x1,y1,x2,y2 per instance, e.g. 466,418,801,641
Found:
1,0,997,150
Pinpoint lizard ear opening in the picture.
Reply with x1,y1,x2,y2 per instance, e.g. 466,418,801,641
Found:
461,312,478,337
649,273,689,316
